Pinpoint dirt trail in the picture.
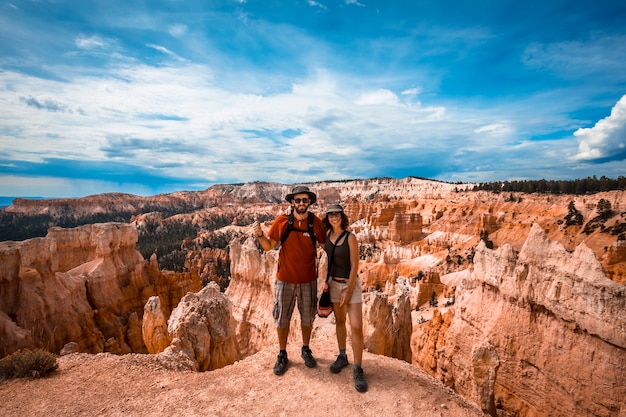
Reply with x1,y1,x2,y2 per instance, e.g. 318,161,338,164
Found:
0,324,484,417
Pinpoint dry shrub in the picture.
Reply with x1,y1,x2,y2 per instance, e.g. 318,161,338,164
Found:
0,349,58,381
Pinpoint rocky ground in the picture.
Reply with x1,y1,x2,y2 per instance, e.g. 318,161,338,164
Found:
0,321,484,417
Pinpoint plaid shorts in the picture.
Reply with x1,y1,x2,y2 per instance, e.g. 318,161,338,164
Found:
273,279,317,328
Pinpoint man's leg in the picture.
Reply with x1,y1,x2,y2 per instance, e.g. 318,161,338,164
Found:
298,280,317,345
274,280,296,349
273,281,295,375
301,324,312,346
274,325,290,375
299,281,317,368
277,326,289,350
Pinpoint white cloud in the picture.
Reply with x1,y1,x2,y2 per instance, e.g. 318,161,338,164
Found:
572,94,626,162
474,123,513,136
75,35,109,50
354,89,399,106
0,64,462,191
401,87,422,96
146,43,184,60
0,57,621,197
308,1,327,10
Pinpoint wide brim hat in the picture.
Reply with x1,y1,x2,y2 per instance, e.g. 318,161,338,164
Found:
285,185,317,204
326,203,344,213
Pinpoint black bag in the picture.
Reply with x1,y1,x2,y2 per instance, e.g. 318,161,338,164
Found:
317,284,332,317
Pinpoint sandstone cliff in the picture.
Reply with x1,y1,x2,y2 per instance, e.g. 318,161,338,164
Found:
0,223,202,357
412,224,626,416
5,178,625,283
2,178,625,417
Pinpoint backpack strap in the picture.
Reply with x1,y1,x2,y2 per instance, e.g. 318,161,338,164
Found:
280,212,317,249
307,212,317,248
280,211,295,244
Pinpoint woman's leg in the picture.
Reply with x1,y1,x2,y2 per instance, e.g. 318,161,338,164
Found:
330,301,350,373
347,301,367,392
347,302,364,365
332,302,348,350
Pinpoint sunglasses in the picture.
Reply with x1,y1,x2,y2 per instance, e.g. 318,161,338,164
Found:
293,198,310,204
327,212,342,217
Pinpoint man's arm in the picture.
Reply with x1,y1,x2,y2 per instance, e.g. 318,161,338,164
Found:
252,218,278,251
258,233,278,251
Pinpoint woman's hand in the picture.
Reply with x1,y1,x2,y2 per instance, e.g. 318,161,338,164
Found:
340,292,348,307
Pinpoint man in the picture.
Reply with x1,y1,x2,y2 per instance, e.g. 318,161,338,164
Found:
252,185,327,375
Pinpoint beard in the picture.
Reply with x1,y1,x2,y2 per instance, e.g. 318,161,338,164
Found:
294,205,309,214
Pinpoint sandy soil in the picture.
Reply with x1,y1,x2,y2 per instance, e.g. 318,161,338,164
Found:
0,322,484,417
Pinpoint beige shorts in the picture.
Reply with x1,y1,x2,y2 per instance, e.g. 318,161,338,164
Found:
329,277,363,304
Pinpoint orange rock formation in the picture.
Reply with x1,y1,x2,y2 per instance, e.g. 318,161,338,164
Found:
412,224,626,416
0,223,202,357
1,178,625,417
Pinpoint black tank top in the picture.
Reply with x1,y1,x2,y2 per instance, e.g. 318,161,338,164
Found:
324,232,351,278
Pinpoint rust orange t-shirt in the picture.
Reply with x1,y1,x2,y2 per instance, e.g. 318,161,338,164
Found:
267,213,327,284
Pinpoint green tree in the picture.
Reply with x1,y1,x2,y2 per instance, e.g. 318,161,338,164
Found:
597,199,612,216
429,291,438,307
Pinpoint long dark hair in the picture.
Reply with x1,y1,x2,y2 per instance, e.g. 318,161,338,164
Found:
323,212,350,230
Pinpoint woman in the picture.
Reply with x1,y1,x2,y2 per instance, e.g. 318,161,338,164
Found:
323,203,367,393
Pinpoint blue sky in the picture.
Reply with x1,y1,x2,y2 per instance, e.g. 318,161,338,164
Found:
1,0,625,198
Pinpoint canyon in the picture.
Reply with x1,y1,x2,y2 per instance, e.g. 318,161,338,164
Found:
1,177,625,417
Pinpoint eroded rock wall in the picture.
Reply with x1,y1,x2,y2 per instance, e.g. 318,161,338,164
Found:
225,236,281,356
0,223,202,357
362,287,412,362
412,224,626,417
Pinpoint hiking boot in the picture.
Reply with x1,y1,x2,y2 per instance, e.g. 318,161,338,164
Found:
273,351,288,375
329,353,349,373
353,365,368,392
301,346,317,368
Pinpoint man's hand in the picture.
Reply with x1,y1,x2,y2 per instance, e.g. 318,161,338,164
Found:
251,216,263,237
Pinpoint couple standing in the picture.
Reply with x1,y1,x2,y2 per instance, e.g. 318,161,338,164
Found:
252,185,367,393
